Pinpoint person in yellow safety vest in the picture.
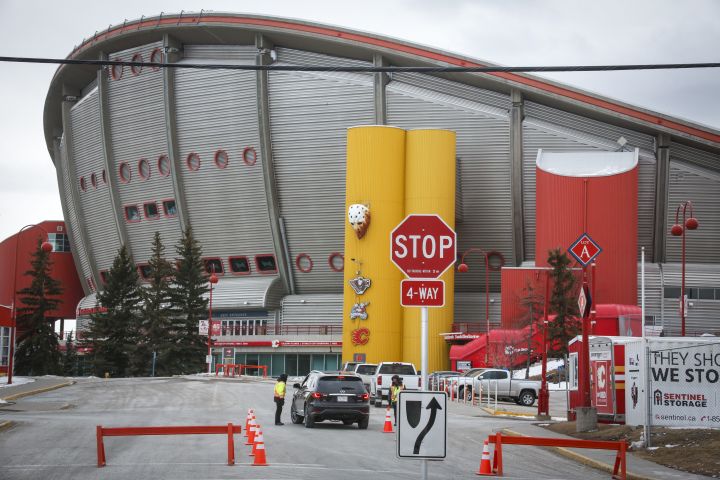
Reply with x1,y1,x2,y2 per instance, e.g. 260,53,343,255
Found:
274,373,288,425
390,374,405,426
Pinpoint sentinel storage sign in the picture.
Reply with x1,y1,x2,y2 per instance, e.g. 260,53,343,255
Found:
625,338,720,427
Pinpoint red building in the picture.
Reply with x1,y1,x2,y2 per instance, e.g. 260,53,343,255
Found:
0,221,84,374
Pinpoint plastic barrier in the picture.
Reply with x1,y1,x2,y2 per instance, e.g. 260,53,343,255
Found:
487,432,626,480
96,424,242,467
241,365,268,378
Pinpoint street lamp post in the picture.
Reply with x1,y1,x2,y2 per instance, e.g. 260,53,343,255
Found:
457,248,491,365
207,272,218,374
7,225,53,385
537,270,550,418
670,201,698,337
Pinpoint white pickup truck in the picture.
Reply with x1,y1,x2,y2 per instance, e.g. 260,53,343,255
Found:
370,362,422,407
352,363,378,393
455,368,540,407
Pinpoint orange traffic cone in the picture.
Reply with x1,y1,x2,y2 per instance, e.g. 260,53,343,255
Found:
251,435,268,466
383,408,394,433
251,427,264,456
244,410,252,437
245,418,257,446
476,439,493,476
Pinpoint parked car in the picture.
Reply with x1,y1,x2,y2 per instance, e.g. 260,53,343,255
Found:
428,371,461,390
341,361,361,373
353,363,378,392
290,371,370,429
370,362,421,407
459,368,540,407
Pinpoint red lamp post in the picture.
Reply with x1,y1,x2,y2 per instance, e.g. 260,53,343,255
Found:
207,272,219,374
457,248,492,365
670,201,698,337
7,225,53,385
537,270,550,418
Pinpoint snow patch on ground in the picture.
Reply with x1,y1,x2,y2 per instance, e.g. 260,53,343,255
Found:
0,376,34,388
512,359,565,379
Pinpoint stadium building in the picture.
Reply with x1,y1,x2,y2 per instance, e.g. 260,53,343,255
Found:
41,13,720,376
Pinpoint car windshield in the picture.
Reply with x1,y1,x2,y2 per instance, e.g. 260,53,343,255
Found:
355,365,376,375
378,364,416,375
342,363,359,371
318,376,366,393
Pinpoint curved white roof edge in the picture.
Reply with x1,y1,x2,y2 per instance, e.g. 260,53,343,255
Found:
536,148,639,177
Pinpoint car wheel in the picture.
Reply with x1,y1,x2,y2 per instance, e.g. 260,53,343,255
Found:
291,405,304,424
519,390,536,407
342,419,354,426
465,388,473,402
304,406,315,428
358,416,369,430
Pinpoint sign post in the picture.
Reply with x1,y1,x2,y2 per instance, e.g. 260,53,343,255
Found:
391,214,456,480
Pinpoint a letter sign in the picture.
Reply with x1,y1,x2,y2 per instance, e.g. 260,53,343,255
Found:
390,215,456,279
568,233,602,267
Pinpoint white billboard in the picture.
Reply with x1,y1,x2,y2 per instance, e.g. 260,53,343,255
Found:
625,338,720,428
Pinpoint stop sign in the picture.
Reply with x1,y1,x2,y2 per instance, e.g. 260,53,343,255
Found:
390,214,456,278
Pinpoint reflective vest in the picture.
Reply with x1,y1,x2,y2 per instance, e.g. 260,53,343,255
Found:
391,384,403,403
274,381,286,398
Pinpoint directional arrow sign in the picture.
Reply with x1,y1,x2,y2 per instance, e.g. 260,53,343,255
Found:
397,391,447,459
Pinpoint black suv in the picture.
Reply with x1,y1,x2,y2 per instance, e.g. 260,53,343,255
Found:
290,371,370,429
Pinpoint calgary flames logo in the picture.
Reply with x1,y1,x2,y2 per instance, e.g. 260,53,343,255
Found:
351,328,370,346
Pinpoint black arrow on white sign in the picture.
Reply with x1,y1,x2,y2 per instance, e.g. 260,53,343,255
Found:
413,397,442,454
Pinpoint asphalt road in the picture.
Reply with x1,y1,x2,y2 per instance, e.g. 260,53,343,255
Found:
0,377,606,479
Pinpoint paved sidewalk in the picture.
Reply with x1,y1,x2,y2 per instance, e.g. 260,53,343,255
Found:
501,421,712,480
0,376,74,402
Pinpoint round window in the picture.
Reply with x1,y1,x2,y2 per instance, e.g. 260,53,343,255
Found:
328,253,344,272
101,169,107,184
138,158,150,180
110,58,123,80
214,150,229,169
90,173,98,188
296,254,313,273
487,251,506,271
119,162,131,183
131,53,143,76
186,153,201,171
79,176,87,191
158,155,170,177
149,48,163,71
242,147,257,166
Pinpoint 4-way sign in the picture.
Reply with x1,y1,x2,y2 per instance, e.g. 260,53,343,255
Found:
401,279,445,307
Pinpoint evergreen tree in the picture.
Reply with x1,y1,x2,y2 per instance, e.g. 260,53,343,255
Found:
14,240,63,376
86,245,140,377
135,232,177,376
547,248,579,357
172,226,209,374
62,331,78,376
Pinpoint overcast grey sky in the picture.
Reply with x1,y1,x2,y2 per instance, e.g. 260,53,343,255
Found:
1,0,719,242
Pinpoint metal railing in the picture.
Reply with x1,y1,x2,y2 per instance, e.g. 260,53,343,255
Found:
219,325,342,336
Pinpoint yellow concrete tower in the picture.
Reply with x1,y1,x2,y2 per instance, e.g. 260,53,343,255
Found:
402,129,456,373
342,126,406,364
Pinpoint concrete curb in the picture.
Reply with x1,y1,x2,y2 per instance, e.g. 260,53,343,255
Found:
2,380,75,402
502,428,655,480
0,420,13,432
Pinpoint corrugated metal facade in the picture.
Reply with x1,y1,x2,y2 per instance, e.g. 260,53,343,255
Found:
59,135,93,286
386,75,511,292
453,292,502,332
70,89,121,270
209,276,283,310
658,264,720,335
281,294,343,326
666,161,720,264
671,142,720,172
268,48,374,293
106,42,181,263
523,114,656,262
174,46,275,274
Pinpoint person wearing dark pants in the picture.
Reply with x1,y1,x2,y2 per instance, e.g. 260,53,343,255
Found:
274,373,288,425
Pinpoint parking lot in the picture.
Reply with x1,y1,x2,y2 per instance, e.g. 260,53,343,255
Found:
0,376,605,479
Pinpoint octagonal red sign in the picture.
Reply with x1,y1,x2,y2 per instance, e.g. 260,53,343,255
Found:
390,214,456,278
